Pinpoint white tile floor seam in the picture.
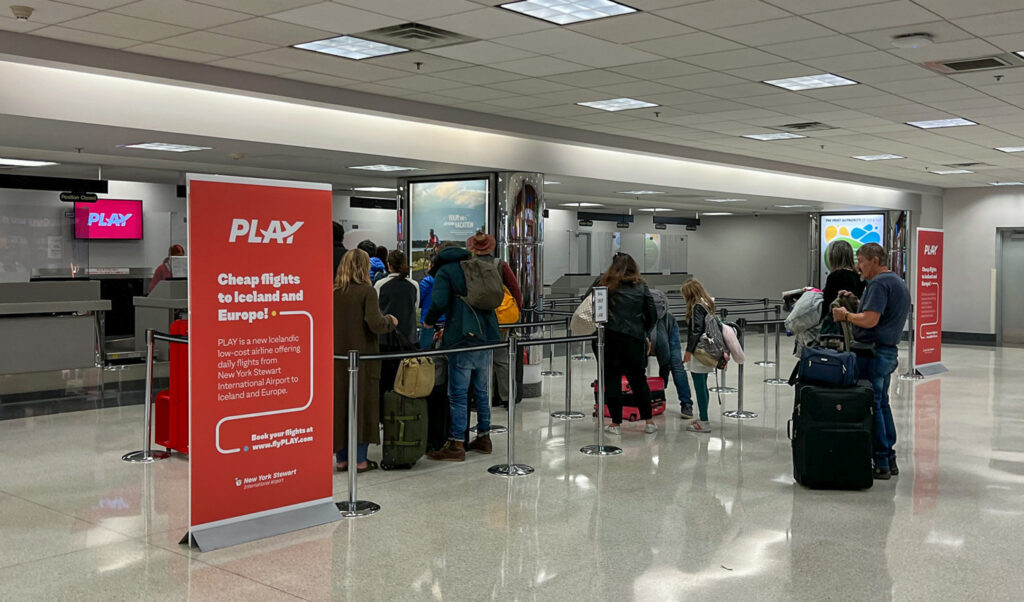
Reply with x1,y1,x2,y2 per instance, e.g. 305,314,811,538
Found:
1,339,1023,600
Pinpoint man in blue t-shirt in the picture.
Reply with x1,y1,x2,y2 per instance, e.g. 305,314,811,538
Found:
832,242,911,480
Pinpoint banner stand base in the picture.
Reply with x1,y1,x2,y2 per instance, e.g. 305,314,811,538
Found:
178,531,198,548
915,363,947,377
185,499,340,552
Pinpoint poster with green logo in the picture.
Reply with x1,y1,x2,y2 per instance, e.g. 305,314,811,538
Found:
820,213,885,286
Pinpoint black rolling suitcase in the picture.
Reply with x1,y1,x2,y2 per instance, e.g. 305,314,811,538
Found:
789,382,874,490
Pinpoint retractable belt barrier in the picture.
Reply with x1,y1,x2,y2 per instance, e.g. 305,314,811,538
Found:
745,311,788,385
721,318,756,420
122,329,188,464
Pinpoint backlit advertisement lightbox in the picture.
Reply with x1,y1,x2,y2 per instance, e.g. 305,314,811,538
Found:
820,213,885,287
409,178,488,280
74,199,143,240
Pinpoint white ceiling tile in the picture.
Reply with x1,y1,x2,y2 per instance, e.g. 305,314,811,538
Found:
495,30,661,70
701,82,780,99
431,85,510,101
686,48,786,71
190,0,322,15
628,32,744,58
831,93,914,109
531,89,596,104
890,39,1004,64
267,2,400,34
422,8,552,38
58,12,191,41
668,100,751,114
126,43,224,62
58,0,136,8
761,0,895,14
657,71,748,89
403,91,460,105
425,40,535,64
112,0,250,28
336,0,480,21
590,80,681,97
806,1,944,34
546,69,637,87
741,91,826,107
641,90,718,106
725,62,821,82
279,70,359,87
27,24,135,47
912,0,1024,19
874,77,971,95
207,57,295,75
436,66,524,85
803,51,911,72
844,64,940,84
243,48,406,80
655,0,789,29
954,9,1024,37
376,74,461,92
1,1,95,24
771,100,848,115
568,13,694,44
159,31,275,56
607,59,705,79
492,56,590,77
848,20,974,51
532,104,603,118
713,17,834,47
485,95,563,110
488,78,573,95
985,32,1024,54
0,15,45,33
761,35,876,61
208,18,335,46
367,52,472,74
802,84,901,101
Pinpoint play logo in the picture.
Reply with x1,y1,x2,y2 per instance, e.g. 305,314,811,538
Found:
75,199,143,240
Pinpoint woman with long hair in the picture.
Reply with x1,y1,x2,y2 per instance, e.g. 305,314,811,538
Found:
333,249,397,472
820,240,865,320
680,279,716,433
594,252,658,435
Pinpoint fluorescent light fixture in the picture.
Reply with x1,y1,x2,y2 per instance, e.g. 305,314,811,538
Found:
990,181,1024,186
775,204,813,208
578,97,658,112
0,158,59,167
294,35,407,60
702,212,733,216
617,190,664,195
705,198,745,203
930,169,973,175
762,73,858,91
638,208,672,212
501,0,636,25
120,142,212,152
544,181,561,185
1015,51,1024,59
353,187,396,192
853,154,904,161
561,202,603,207
995,146,1024,153
906,118,977,129
742,132,806,141
348,165,423,172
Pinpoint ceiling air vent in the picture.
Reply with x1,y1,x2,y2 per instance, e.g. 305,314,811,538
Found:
776,122,836,132
355,23,476,51
924,53,1024,74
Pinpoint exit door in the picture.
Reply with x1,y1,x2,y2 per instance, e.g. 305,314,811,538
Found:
998,229,1024,346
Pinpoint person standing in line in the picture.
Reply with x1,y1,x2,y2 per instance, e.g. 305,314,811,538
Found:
148,244,184,293
357,239,386,282
333,249,398,472
681,279,716,433
376,250,419,408
373,245,390,284
423,243,500,461
594,253,658,436
418,253,443,350
831,242,911,480
332,222,347,277
820,240,865,320
649,288,694,418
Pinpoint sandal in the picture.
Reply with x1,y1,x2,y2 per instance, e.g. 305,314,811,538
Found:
357,460,379,473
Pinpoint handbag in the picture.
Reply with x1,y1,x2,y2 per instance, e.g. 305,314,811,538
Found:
570,293,596,335
394,356,435,398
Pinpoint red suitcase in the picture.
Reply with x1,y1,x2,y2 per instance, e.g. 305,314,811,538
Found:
592,376,667,421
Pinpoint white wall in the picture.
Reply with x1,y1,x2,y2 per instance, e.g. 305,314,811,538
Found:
942,188,1024,334
332,194,398,253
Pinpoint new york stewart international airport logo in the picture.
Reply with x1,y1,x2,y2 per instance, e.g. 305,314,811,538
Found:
824,222,882,270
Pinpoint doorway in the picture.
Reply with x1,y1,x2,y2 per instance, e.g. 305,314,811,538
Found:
573,231,591,274
997,228,1024,346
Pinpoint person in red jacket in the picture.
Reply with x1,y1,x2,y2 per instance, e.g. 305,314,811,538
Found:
148,244,184,294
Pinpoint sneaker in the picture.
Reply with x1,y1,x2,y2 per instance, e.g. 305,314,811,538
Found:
603,424,621,435
685,420,712,433
680,405,694,419
466,433,492,454
426,440,465,462
873,466,891,480
889,454,899,476
644,423,657,434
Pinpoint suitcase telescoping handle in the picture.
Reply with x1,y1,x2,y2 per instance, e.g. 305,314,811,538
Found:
787,418,794,441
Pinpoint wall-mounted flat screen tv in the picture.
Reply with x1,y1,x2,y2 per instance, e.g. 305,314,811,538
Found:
75,198,143,240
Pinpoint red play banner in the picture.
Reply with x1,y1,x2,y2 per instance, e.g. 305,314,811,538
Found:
915,228,943,369
188,175,336,550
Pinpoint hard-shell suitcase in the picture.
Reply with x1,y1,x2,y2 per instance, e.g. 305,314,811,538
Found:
592,376,667,422
381,390,428,470
789,382,874,490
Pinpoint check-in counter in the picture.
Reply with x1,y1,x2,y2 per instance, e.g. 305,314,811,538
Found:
550,272,692,300
0,281,110,374
134,279,187,360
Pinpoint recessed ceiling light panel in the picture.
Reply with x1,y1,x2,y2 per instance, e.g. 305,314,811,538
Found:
577,97,658,112
995,146,1024,153
853,154,905,161
617,190,664,195
353,187,397,192
294,36,408,60
762,73,858,91
120,142,212,152
544,181,561,185
0,158,59,167
560,202,603,207
742,132,806,141
990,181,1024,186
705,198,745,203
906,118,977,129
702,212,733,216
501,0,636,25
638,208,671,212
349,165,423,172
775,204,813,208
930,169,973,175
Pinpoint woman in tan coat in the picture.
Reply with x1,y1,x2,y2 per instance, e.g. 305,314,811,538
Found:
334,249,397,472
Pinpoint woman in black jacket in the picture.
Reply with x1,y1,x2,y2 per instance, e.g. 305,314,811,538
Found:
595,253,658,435
820,240,865,320
681,279,716,433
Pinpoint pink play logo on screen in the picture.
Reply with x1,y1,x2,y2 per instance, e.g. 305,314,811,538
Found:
75,199,143,240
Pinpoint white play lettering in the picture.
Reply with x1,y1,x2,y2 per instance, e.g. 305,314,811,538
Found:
228,218,304,244
87,212,133,227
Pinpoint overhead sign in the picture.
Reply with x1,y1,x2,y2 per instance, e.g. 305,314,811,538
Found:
187,174,338,551
60,192,97,203
914,228,945,373
74,198,143,240
578,219,593,227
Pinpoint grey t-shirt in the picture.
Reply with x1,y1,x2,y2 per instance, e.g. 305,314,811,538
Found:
853,271,911,347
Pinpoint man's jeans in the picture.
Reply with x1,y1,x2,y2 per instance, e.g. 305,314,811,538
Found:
856,345,899,469
449,349,491,440
654,319,692,406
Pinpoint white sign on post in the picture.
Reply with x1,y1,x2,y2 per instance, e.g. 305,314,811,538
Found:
592,286,608,323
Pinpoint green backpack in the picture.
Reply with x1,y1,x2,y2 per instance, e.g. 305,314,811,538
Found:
459,255,504,310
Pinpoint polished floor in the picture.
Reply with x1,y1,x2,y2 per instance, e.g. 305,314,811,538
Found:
1,338,1022,601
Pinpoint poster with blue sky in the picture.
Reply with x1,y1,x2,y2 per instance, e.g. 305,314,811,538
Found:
409,179,488,278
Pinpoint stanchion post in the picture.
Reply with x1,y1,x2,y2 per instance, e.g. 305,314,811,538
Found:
541,312,564,377
723,319,757,419
474,345,507,434
581,318,622,456
755,298,775,367
899,303,923,381
552,337,584,420
338,350,380,517
123,329,170,463
489,337,534,476
765,305,788,386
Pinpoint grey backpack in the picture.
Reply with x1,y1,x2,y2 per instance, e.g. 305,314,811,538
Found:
459,256,504,310
695,309,728,369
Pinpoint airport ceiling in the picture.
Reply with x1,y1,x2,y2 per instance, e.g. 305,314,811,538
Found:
3,0,1024,214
